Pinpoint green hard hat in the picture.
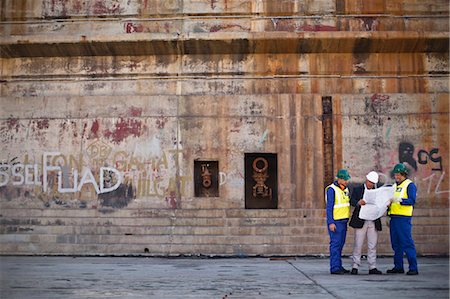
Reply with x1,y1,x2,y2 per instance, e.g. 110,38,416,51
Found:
336,169,351,180
393,163,408,174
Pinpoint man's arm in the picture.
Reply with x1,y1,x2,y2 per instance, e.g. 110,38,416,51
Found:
350,186,362,207
326,187,335,226
401,183,417,206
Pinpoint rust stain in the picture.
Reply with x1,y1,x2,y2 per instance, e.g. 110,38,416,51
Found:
104,118,145,144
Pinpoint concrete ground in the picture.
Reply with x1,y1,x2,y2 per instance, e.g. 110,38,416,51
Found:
0,256,448,299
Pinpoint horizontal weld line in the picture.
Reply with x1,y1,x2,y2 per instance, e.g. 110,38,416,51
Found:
2,74,447,83
1,14,448,24
0,112,447,122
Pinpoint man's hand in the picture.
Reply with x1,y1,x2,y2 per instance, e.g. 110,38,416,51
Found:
358,199,366,206
391,196,402,203
329,223,336,232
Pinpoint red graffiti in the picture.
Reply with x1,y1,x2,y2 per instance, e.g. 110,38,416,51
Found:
104,118,145,144
36,119,49,130
129,106,143,117
165,191,177,209
156,117,167,129
371,93,390,103
93,0,123,15
91,119,100,138
125,22,144,33
6,118,20,133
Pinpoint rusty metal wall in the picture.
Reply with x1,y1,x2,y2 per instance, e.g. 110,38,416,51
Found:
0,0,448,256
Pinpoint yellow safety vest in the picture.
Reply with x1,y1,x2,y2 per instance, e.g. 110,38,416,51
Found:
389,179,413,216
326,184,350,220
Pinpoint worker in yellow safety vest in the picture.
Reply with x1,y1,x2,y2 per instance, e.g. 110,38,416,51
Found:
386,163,418,275
325,169,351,274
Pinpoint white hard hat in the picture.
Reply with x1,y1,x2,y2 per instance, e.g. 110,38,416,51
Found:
366,171,379,184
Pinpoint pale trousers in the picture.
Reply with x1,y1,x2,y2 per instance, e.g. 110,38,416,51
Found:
352,220,378,270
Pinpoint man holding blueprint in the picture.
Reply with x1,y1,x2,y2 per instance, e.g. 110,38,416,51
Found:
349,171,387,275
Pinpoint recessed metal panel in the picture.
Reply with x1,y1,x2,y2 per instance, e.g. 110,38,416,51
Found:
245,153,277,209
194,160,219,197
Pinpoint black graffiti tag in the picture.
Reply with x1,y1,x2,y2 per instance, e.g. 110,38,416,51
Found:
399,142,418,171
418,148,442,171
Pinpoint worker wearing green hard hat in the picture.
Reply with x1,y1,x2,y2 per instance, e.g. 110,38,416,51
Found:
336,169,351,181
325,169,351,274
392,163,408,175
387,163,418,275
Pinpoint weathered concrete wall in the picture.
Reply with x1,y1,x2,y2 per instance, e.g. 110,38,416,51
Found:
0,0,448,256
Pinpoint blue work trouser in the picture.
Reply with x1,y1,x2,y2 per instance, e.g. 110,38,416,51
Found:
328,219,348,272
389,216,418,271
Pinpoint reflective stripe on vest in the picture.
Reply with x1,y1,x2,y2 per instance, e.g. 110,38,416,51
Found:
389,179,413,216
326,184,350,220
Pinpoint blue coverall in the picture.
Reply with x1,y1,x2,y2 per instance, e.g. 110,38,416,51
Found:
390,183,418,272
326,181,348,273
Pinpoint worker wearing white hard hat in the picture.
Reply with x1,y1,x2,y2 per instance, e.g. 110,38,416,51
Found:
349,171,383,275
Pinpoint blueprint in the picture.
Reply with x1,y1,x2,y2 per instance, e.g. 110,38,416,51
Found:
359,186,395,220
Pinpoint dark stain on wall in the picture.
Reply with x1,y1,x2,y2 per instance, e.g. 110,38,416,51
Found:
0,186,21,201
362,94,399,126
98,183,134,209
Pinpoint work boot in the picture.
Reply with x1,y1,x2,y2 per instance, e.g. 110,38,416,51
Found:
341,268,350,274
369,268,382,275
351,268,358,275
386,268,404,274
331,270,346,275
406,270,419,275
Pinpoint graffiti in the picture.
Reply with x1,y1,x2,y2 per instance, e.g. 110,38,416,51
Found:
399,142,418,171
396,142,448,195
86,140,112,166
398,142,442,172
104,118,146,144
219,172,227,186
43,0,126,17
0,152,122,195
418,148,442,171
421,172,449,194
125,22,144,33
258,129,269,145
